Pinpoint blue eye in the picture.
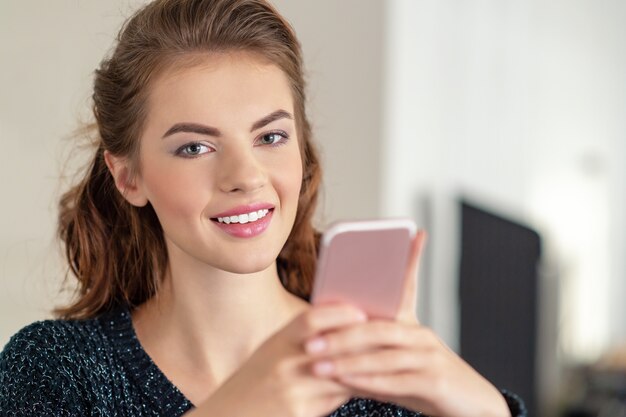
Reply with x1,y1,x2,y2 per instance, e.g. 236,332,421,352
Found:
257,131,288,146
175,142,212,157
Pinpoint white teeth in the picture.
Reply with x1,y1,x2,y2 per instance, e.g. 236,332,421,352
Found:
217,209,270,224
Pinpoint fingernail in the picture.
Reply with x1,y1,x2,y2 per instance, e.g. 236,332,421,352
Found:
313,360,335,375
305,337,327,353
355,311,368,322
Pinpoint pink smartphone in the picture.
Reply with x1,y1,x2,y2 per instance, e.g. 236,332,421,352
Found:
310,218,417,319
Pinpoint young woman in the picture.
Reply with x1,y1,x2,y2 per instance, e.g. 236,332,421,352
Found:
0,1,526,416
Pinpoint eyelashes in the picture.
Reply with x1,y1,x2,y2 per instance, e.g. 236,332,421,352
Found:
173,130,290,159
255,130,289,147
174,142,213,157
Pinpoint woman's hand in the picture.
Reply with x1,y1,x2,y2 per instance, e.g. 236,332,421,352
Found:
303,231,512,417
304,317,511,417
188,304,371,417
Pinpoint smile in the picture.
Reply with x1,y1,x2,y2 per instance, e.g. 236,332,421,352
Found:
216,209,270,224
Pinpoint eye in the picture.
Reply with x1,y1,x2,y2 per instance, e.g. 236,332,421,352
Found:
257,131,289,146
175,142,213,158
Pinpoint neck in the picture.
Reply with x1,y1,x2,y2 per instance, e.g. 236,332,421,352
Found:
131,244,309,393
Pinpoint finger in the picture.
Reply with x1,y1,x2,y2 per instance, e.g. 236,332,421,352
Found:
293,376,354,416
407,230,427,278
292,302,367,341
304,320,429,357
336,372,443,416
311,348,426,377
301,373,353,396
336,371,431,398
318,393,353,415
396,230,427,324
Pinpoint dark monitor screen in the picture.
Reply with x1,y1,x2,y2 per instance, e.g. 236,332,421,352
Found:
459,200,541,416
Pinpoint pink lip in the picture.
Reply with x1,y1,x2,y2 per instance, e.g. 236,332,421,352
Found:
211,203,275,219
210,203,275,239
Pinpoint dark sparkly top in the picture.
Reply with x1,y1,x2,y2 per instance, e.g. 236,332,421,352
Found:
0,307,526,416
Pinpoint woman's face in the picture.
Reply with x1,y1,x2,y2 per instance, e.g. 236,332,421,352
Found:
134,52,303,274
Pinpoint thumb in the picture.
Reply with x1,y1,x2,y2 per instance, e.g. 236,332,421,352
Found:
396,230,428,324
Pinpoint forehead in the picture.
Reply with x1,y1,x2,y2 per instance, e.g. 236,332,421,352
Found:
144,51,295,132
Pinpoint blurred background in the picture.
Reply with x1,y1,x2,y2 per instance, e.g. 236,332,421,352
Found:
1,1,624,416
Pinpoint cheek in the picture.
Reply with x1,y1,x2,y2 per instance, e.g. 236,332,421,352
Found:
140,160,212,219
276,147,303,204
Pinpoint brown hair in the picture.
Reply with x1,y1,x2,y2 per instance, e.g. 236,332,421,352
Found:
56,0,321,319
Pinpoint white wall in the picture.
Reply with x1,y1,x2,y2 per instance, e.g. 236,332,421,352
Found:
527,0,626,364
271,0,386,223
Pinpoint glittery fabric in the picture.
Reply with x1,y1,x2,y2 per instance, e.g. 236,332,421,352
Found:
0,307,526,416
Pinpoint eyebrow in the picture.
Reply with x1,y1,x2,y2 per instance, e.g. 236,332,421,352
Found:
162,109,293,139
250,109,293,132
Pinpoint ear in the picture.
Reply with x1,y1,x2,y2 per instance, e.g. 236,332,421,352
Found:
103,150,149,207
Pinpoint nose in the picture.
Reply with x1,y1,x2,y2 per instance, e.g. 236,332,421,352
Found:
217,145,268,194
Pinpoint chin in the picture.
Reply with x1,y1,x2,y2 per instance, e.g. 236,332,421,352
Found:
214,255,278,275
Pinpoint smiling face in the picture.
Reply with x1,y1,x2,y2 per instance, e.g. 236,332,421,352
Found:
130,52,303,275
